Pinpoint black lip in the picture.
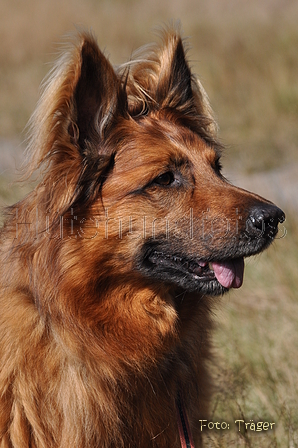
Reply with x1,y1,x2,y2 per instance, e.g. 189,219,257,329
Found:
148,250,215,281
138,247,228,295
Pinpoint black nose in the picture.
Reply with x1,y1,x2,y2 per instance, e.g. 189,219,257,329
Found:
248,204,285,235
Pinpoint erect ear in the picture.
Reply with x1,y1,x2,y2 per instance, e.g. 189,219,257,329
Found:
72,35,127,150
25,32,128,212
146,29,217,142
155,31,194,110
28,32,127,171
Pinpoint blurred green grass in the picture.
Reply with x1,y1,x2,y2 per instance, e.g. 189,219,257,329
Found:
1,1,297,446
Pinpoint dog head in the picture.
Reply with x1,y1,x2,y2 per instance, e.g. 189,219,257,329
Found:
26,27,285,297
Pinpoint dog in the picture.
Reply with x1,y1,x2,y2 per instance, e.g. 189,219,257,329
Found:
0,26,284,447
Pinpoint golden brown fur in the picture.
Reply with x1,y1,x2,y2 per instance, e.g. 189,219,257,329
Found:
0,26,284,447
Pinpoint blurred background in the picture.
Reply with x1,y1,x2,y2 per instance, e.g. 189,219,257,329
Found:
0,0,297,446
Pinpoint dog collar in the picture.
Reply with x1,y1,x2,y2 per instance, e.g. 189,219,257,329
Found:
176,393,195,448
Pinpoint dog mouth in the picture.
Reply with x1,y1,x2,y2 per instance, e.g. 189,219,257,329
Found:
144,250,245,294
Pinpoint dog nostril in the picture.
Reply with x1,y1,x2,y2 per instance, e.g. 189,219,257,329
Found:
278,209,286,224
249,205,285,232
250,212,265,231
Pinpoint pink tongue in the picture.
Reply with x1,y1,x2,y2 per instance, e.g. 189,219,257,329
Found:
211,258,244,289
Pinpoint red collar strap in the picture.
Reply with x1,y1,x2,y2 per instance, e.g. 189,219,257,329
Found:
176,393,195,448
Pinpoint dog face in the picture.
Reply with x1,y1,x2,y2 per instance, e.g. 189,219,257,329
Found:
94,115,284,296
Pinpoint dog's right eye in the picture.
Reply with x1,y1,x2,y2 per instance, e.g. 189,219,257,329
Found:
153,171,176,186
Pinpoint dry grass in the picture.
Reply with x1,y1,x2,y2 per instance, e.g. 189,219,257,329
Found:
1,1,297,446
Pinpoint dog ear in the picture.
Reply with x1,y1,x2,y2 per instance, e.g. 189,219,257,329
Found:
152,29,218,145
155,31,193,111
27,33,127,171
72,36,127,150
25,33,128,211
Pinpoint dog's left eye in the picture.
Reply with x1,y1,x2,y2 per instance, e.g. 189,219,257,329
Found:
154,171,176,186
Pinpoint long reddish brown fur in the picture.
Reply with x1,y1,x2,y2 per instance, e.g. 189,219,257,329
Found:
0,26,283,447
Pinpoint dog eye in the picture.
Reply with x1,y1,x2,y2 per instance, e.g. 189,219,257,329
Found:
154,171,175,186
